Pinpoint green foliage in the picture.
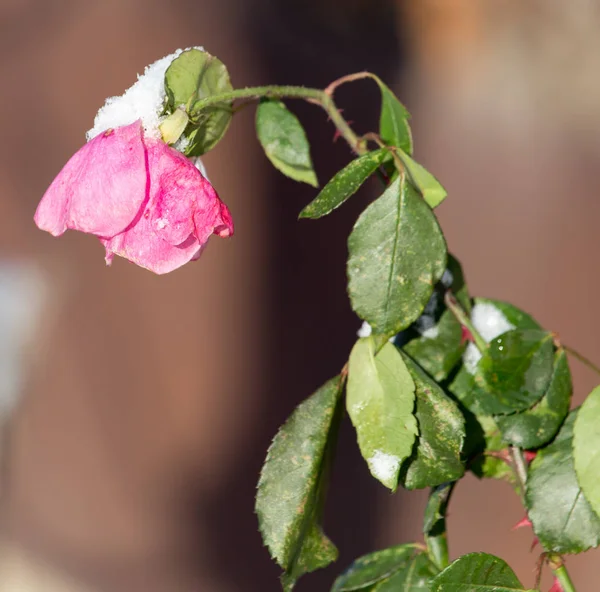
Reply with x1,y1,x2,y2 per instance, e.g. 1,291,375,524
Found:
395,150,447,208
299,149,390,219
164,48,233,155
399,354,465,489
373,76,413,155
256,100,318,187
331,546,436,592
468,416,516,483
347,338,418,491
430,553,533,592
347,176,447,335
526,411,600,554
473,329,555,415
573,386,600,521
403,255,470,382
496,349,572,449
255,376,343,590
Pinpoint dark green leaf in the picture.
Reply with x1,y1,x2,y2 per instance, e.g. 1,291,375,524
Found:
526,410,600,553
430,553,532,592
299,149,390,219
399,355,465,489
165,48,233,155
331,545,416,591
396,150,447,208
256,100,317,187
449,299,542,416
496,349,572,449
473,330,555,415
347,338,418,491
256,376,343,590
347,177,447,335
373,76,413,155
573,385,600,520
403,255,469,382
375,553,438,591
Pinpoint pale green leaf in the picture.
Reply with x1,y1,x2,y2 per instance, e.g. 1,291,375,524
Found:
574,385,600,520
256,100,317,187
347,338,418,490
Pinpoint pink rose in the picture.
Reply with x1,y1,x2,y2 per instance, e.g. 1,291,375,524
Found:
34,120,233,274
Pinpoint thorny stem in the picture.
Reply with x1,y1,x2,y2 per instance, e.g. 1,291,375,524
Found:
509,446,528,503
192,85,366,157
563,345,600,378
444,292,487,352
324,71,375,96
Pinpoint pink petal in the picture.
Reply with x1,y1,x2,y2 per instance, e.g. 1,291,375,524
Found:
142,138,234,245
34,121,147,238
102,137,233,274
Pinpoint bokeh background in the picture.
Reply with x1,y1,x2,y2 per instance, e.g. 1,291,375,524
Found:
1,0,600,590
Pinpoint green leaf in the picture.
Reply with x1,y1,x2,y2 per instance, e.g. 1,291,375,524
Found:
473,330,555,415
374,553,438,591
330,545,416,591
164,48,233,155
574,385,600,521
373,76,413,155
299,149,390,219
449,298,543,416
395,150,447,208
467,416,516,483
347,338,418,491
430,553,532,592
526,410,600,553
399,355,465,489
256,100,317,187
403,255,470,382
256,376,343,590
496,349,572,449
347,177,447,335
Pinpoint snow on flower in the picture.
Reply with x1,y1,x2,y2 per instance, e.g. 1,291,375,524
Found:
34,50,233,274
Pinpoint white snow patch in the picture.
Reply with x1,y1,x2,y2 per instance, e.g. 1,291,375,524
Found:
357,321,372,338
87,47,203,141
463,302,515,374
420,325,440,339
368,450,400,484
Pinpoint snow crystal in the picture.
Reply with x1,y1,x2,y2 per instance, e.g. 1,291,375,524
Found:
368,450,400,483
463,302,515,374
87,47,203,141
357,321,372,338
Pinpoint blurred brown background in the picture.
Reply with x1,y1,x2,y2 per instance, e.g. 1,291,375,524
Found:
1,0,600,590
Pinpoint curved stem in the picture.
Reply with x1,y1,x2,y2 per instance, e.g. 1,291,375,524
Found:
192,85,365,157
423,483,454,571
444,292,487,352
563,345,600,378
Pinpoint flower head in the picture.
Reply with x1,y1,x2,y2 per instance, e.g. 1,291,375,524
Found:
34,50,233,274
